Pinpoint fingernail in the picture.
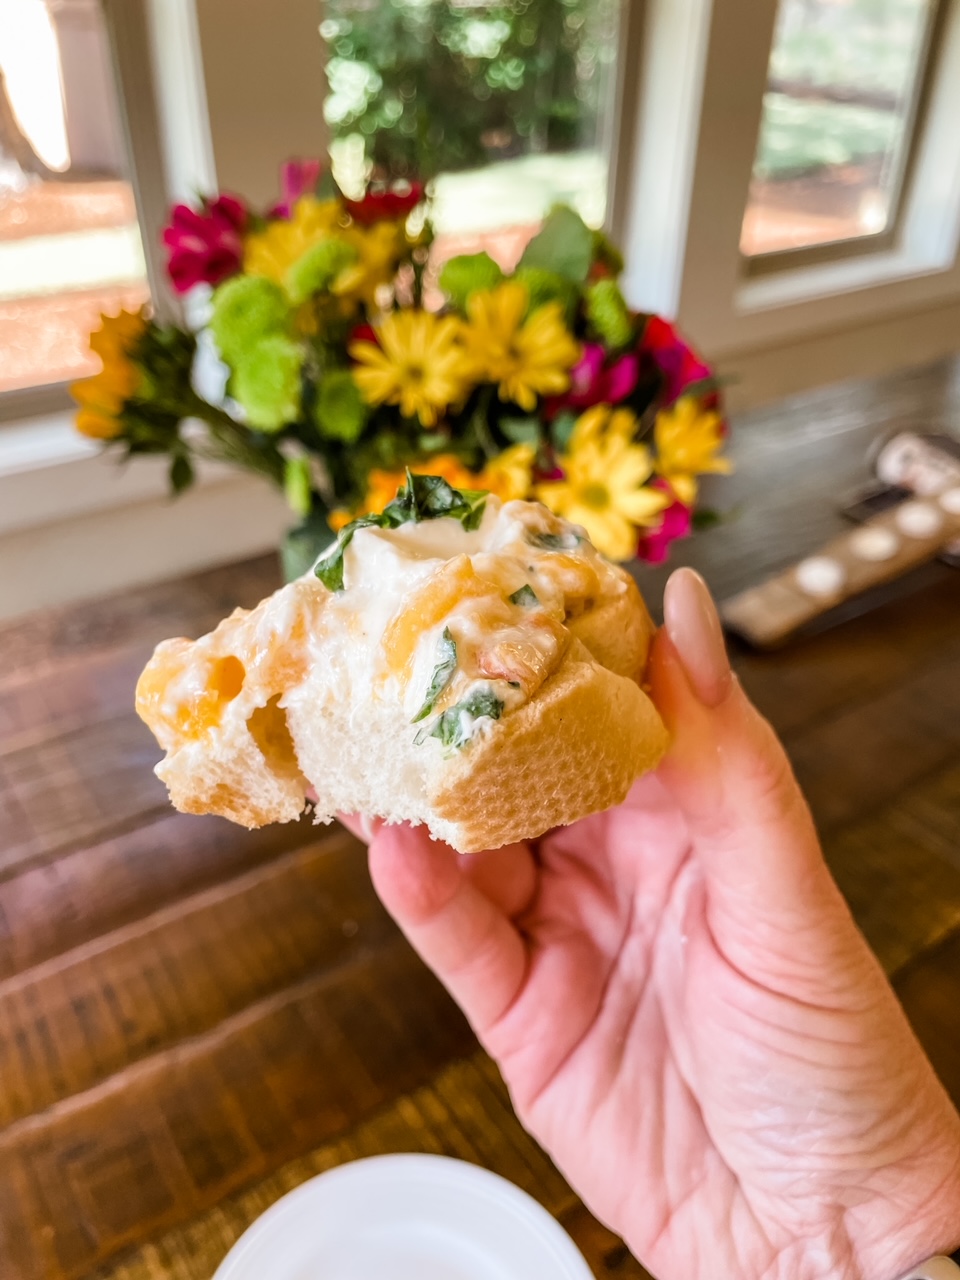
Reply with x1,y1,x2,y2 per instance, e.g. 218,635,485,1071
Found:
359,814,381,843
663,568,732,708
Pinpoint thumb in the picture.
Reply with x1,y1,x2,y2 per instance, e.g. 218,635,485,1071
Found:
649,569,844,944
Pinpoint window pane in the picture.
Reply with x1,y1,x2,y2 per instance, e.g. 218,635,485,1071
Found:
741,0,935,257
0,0,149,395
321,0,619,268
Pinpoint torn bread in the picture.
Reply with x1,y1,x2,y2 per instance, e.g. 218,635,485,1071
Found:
136,490,668,852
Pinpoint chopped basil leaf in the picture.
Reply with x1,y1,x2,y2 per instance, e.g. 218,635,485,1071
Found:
314,514,382,591
508,584,539,607
414,686,504,750
315,471,489,591
412,627,458,723
528,530,581,551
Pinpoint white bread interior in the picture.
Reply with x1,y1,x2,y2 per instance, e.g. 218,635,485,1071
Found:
137,499,669,852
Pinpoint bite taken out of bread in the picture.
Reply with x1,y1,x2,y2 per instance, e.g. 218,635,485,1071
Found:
135,476,669,853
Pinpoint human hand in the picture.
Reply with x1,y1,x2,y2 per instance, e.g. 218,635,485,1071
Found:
355,569,960,1280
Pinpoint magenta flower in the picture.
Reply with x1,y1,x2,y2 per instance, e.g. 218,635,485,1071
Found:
272,159,325,218
638,315,713,407
162,195,247,294
636,481,693,564
547,343,639,415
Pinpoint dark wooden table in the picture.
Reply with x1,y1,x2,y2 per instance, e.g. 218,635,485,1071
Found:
2,357,959,1280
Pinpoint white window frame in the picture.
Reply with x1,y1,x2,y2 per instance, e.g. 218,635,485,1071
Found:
611,0,960,369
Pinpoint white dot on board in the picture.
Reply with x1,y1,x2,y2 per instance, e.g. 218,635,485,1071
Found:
895,501,944,539
849,526,900,562
795,556,846,598
939,487,960,515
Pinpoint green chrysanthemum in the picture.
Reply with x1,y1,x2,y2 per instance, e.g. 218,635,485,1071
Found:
231,334,302,432
586,278,634,351
209,275,291,363
285,238,359,305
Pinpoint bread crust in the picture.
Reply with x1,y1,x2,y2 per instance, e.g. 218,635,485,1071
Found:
427,640,668,852
136,506,670,850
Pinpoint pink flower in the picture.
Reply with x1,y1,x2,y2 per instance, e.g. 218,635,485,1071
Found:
162,195,247,294
638,315,713,407
272,159,325,218
546,343,639,415
636,481,693,564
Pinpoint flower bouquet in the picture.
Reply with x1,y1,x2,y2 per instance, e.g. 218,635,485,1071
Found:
72,161,730,578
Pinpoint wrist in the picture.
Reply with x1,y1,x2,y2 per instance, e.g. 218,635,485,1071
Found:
867,1153,960,1280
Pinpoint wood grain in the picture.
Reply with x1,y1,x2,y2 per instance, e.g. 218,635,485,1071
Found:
0,356,958,1280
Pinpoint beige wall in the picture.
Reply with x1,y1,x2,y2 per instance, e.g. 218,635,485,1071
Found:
193,0,327,205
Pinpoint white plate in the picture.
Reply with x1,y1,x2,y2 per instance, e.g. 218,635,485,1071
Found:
213,1153,595,1280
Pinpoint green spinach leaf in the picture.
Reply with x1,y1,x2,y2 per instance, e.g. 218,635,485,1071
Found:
414,686,504,750
412,627,458,723
315,470,489,591
508,584,539,606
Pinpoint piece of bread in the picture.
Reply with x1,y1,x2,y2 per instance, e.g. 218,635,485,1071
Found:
136,492,668,852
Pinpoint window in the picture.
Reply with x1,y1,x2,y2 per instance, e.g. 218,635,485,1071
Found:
741,0,941,258
0,0,149,399
320,0,620,268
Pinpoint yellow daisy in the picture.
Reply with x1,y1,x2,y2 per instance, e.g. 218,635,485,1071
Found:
244,197,342,284
335,221,404,305
479,443,536,502
349,311,471,426
71,308,147,439
461,281,580,412
654,396,732,506
536,405,670,561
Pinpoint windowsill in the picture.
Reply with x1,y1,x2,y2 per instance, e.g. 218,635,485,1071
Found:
0,410,237,538
737,242,949,314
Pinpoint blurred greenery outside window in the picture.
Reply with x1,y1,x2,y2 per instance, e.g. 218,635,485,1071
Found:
320,0,619,265
742,0,938,257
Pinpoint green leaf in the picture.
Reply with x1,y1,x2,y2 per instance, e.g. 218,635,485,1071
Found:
415,686,504,750
315,369,369,443
500,416,541,446
412,627,458,722
381,471,487,529
314,514,382,592
518,206,593,284
513,265,578,321
528,530,581,551
315,471,490,592
169,453,194,495
550,410,577,453
438,252,504,309
508,584,538,606
284,456,313,519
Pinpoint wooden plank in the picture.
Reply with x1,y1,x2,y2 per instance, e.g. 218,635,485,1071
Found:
0,831,392,1128
82,1052,643,1280
784,652,960,834
888,758,960,872
0,642,156,756
0,810,315,981
823,797,960,977
0,712,170,874
0,940,475,1280
0,555,279,686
